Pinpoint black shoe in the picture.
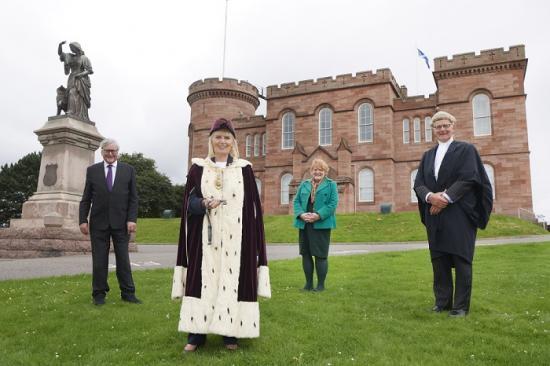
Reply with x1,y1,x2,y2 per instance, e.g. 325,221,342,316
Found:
93,296,105,306
313,285,325,292
121,294,142,304
432,305,450,313
449,309,468,317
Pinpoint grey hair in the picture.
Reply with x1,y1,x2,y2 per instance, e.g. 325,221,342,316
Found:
100,138,120,150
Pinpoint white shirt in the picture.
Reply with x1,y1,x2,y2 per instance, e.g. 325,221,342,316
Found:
434,137,454,181
215,161,227,169
104,160,118,185
426,137,454,203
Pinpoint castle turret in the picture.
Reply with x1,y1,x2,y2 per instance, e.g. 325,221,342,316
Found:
187,78,259,165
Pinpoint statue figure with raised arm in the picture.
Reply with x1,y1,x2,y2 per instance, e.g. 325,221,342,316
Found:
57,41,93,121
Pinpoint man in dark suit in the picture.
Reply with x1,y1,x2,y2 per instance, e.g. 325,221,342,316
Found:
414,111,492,317
79,138,141,305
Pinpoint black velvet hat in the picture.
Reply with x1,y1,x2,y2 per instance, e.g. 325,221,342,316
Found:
209,118,236,137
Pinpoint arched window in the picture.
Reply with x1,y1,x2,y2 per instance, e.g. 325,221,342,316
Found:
255,178,262,196
483,164,496,199
358,168,374,202
413,117,421,143
245,135,252,157
358,103,374,143
262,133,266,156
424,116,432,142
319,108,332,146
410,169,418,203
254,134,260,157
280,174,293,204
282,112,295,149
403,118,410,144
473,94,492,136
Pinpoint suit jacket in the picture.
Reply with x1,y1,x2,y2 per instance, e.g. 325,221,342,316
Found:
79,161,138,231
293,177,338,230
414,140,493,262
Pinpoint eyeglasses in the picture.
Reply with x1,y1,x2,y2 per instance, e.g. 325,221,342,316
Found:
102,149,119,154
433,123,452,130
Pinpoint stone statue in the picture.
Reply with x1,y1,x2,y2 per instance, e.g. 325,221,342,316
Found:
57,41,93,121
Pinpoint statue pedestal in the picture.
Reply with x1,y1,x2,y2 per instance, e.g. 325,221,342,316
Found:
1,116,137,258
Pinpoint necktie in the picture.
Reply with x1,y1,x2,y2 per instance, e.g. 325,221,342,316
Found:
106,165,113,192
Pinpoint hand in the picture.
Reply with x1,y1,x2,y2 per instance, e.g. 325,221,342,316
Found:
204,198,222,209
127,222,137,233
79,223,89,235
430,206,443,215
429,192,449,209
309,213,320,222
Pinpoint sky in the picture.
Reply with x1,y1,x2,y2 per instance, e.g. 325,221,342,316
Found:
1,0,549,219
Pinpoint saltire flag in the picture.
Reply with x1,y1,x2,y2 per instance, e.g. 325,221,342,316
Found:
417,48,430,69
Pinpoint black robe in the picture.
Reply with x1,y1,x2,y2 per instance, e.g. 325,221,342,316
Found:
414,140,493,263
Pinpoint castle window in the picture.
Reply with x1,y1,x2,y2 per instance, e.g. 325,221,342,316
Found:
358,103,374,143
358,168,374,202
473,93,492,136
254,134,260,157
280,174,293,204
319,108,332,146
413,117,421,143
410,169,418,203
255,178,262,196
262,133,266,156
424,116,432,142
403,119,410,144
245,135,252,157
282,112,295,149
483,164,496,199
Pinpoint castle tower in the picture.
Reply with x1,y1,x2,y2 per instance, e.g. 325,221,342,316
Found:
433,45,531,214
187,78,260,166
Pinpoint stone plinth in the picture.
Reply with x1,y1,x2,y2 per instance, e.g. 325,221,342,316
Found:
2,115,138,258
0,227,137,258
10,115,103,230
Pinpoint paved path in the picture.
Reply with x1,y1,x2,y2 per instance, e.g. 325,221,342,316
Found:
1,235,549,281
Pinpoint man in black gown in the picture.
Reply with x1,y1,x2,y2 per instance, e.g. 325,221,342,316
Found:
414,111,493,317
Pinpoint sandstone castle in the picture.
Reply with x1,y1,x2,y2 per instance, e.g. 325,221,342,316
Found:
186,45,531,215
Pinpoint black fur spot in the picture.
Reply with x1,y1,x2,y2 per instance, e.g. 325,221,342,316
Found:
227,308,230,314
204,315,207,322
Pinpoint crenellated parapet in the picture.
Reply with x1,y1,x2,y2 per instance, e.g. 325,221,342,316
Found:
267,68,402,98
394,93,437,111
187,78,260,109
434,45,527,80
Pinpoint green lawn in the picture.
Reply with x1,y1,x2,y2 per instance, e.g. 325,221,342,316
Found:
136,212,547,243
1,243,549,365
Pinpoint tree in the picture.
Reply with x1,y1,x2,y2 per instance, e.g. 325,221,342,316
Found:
172,184,186,217
118,152,177,218
0,152,41,226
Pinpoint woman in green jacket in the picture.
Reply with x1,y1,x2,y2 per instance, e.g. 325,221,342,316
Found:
293,158,338,291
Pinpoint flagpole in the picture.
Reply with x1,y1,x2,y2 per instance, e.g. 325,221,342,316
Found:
415,43,419,96
222,0,229,79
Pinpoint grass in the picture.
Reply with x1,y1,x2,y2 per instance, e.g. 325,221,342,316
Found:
1,243,549,365
136,212,547,243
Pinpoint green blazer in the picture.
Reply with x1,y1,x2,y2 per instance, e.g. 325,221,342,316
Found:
293,177,338,230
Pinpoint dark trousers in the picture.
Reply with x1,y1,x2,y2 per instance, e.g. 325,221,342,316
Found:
90,227,135,299
188,333,238,346
431,253,472,311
